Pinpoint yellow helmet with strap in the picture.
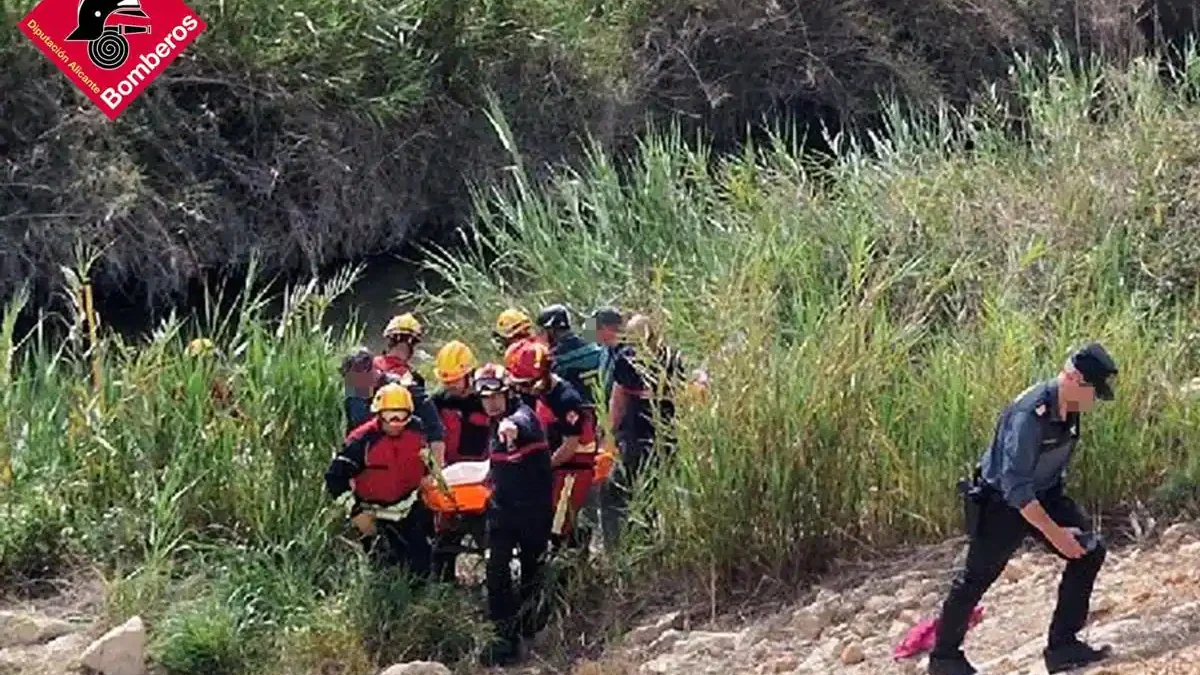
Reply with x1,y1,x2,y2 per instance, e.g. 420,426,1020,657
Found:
185,337,215,358
434,340,477,384
371,383,414,414
383,313,422,341
494,308,532,340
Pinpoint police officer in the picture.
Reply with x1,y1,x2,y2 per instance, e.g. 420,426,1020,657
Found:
928,342,1119,675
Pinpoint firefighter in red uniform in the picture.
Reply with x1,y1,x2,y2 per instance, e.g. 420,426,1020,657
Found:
373,314,446,465
504,340,597,553
324,383,433,577
429,340,492,582
474,363,553,666
431,340,490,465
493,308,545,351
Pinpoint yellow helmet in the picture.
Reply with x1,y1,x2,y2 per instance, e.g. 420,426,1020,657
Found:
383,313,422,341
434,340,477,384
185,338,215,358
494,308,532,340
371,383,414,414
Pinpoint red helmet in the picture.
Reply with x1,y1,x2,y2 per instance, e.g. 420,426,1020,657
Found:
504,340,550,383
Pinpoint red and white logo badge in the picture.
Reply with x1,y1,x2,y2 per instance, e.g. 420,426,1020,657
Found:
17,0,207,120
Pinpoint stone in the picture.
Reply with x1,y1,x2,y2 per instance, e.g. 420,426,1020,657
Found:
1090,595,1116,617
628,612,683,647
1160,522,1198,547
1001,559,1033,583
762,654,798,673
80,616,147,675
840,641,866,664
648,629,684,654
675,631,739,657
790,605,833,641
379,662,451,675
735,624,768,650
863,595,892,613
640,654,683,674
0,611,75,648
1179,541,1200,556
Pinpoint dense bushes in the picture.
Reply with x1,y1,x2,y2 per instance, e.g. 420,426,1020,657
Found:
0,0,1169,315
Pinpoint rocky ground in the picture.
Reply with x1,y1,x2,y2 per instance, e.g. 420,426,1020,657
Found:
4,521,1200,675
564,520,1200,675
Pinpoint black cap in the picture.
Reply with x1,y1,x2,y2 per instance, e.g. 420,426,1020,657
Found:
1071,342,1118,400
340,347,374,375
591,306,623,328
537,303,572,330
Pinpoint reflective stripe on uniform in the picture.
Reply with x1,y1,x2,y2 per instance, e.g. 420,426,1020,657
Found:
354,491,419,521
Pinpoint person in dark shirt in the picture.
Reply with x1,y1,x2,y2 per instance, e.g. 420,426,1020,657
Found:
601,313,689,548
474,363,552,667
324,383,432,576
341,346,445,456
505,339,597,552
928,343,1119,675
535,303,605,407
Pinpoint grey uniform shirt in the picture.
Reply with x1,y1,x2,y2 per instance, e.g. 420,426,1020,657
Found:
979,379,1081,510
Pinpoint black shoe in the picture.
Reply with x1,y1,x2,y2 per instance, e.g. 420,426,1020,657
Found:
1044,640,1112,673
928,651,978,675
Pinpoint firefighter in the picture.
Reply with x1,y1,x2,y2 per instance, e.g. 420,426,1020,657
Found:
429,340,490,582
431,340,490,465
492,308,538,351
324,383,433,578
505,339,596,553
474,363,553,666
364,314,446,463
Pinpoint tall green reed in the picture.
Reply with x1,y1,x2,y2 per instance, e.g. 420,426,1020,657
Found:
413,43,1200,593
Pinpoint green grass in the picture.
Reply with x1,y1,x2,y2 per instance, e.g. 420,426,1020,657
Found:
412,44,1200,585
3,40,1200,672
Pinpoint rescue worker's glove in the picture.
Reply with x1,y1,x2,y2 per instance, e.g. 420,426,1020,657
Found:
346,500,377,537
498,419,519,447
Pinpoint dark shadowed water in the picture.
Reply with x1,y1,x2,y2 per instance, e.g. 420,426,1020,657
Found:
79,249,448,354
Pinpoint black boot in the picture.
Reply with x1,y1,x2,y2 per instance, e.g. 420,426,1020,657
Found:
1044,640,1112,673
927,650,978,675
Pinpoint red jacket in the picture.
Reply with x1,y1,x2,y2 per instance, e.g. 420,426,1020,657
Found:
324,417,427,506
533,377,596,468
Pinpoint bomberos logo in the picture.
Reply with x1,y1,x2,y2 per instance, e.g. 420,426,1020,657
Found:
18,0,207,120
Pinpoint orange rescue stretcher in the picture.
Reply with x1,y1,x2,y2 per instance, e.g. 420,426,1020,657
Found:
420,460,492,516
419,439,621,551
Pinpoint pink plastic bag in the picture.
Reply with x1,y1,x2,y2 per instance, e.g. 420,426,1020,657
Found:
892,605,985,661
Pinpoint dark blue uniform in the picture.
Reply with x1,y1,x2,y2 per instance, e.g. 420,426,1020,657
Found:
930,349,1118,675
483,400,552,664
598,341,686,549
344,370,444,442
